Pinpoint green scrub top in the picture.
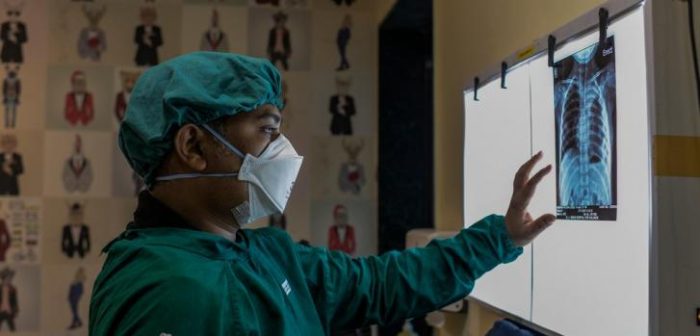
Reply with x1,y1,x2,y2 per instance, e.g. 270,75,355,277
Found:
89,215,522,335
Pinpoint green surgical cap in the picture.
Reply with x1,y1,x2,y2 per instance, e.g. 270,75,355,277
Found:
118,52,284,186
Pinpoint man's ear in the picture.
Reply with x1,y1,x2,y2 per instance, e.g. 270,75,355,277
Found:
173,124,208,172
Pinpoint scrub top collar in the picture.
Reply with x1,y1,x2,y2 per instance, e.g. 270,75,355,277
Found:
129,191,199,231
104,191,250,261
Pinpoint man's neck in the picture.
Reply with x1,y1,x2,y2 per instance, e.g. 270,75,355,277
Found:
150,188,239,242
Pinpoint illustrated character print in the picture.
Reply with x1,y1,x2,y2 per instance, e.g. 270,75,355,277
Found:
0,1,27,66
61,202,90,259
114,70,140,122
338,138,365,194
267,11,291,71
336,15,351,71
200,8,229,52
0,133,22,196
327,204,356,255
134,5,163,67
62,134,93,193
64,70,95,127
329,75,355,135
77,4,107,62
2,64,19,128
67,267,86,330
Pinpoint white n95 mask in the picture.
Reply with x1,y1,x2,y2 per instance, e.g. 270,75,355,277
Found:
155,123,303,226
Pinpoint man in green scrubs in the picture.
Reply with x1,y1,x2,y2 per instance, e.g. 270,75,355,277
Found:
89,52,555,335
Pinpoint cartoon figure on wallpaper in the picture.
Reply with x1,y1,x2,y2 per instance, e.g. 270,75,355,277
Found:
2,65,19,128
328,204,356,255
0,134,21,196
114,70,140,122
331,0,355,6
64,70,95,127
268,213,286,230
62,134,94,193
0,219,8,262
200,9,229,52
0,1,27,66
134,6,163,67
338,138,366,194
67,267,86,330
62,203,91,259
267,11,291,71
336,15,352,71
77,5,107,62
329,75,355,135
0,267,17,332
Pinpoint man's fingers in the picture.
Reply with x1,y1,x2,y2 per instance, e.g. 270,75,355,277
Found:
525,213,556,241
523,165,552,197
511,164,552,212
514,151,543,187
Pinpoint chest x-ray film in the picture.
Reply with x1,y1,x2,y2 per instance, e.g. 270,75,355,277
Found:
554,36,617,221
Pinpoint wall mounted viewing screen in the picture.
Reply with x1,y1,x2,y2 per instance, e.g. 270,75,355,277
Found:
463,1,651,335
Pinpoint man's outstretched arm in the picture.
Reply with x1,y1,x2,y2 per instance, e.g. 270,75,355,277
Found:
299,152,555,332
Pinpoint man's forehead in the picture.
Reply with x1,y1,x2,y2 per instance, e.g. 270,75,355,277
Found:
250,104,282,121
219,104,282,126
255,104,281,115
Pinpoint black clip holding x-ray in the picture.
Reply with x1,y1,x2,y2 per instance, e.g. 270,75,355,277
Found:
473,77,480,101
598,7,609,48
501,62,508,89
548,35,556,67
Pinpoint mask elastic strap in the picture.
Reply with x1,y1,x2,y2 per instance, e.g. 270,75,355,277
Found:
155,172,239,182
201,124,247,159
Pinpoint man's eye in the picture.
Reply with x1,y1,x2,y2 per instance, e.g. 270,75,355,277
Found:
262,127,279,134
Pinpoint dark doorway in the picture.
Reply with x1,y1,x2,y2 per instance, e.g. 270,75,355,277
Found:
378,0,434,334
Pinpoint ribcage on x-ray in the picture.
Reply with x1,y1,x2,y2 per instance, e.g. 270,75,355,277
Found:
558,71,613,207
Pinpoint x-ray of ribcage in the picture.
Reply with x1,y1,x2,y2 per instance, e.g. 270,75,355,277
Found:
554,36,617,221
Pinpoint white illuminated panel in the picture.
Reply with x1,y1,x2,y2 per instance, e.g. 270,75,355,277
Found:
464,63,533,320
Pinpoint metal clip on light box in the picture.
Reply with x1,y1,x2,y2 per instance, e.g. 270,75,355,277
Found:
548,35,556,67
473,77,480,101
501,62,508,89
599,7,609,49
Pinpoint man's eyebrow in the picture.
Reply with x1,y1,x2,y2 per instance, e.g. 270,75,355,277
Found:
257,111,282,123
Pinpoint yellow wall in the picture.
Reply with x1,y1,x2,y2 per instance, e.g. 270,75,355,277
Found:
433,0,607,334
374,0,398,24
